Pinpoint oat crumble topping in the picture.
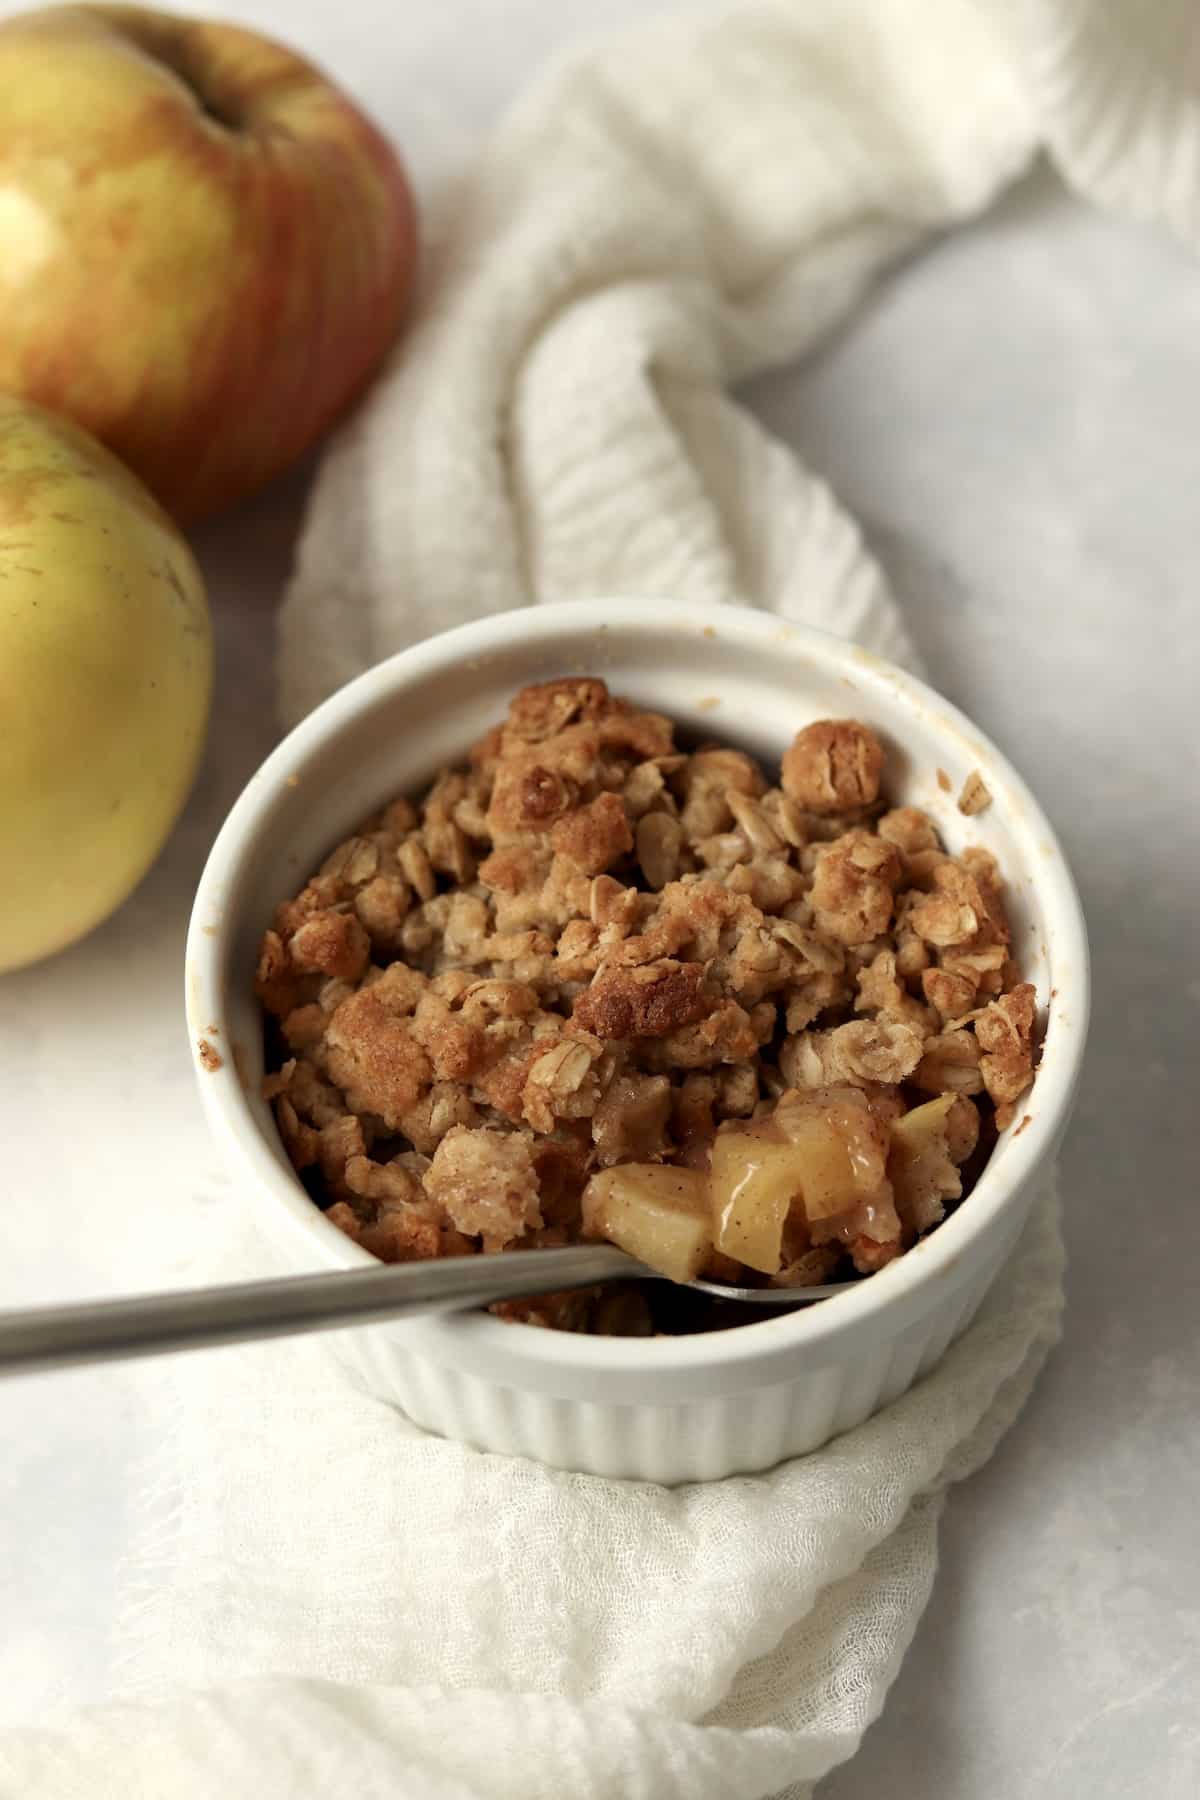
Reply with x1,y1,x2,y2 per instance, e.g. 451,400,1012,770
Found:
256,678,1037,1334
958,769,992,816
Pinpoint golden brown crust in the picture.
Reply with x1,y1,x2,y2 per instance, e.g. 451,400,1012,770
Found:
975,982,1037,1124
487,754,581,838
572,959,709,1040
323,989,435,1130
877,806,939,854
288,909,371,981
503,677,613,743
254,928,306,1017
781,720,884,814
680,747,767,836
921,966,977,1022
810,830,901,945
551,791,634,874
424,1125,543,1249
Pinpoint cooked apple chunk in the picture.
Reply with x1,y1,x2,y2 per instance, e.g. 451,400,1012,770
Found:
710,1133,806,1273
711,1086,894,1273
581,1163,712,1282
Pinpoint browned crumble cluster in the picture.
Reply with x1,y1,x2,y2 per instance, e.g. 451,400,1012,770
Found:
256,678,1037,1335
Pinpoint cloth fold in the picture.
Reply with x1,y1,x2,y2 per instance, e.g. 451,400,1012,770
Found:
279,0,1042,723
7,1189,1062,1800
9,0,1198,1792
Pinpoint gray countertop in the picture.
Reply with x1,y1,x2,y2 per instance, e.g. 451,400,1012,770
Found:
1,3,1196,1793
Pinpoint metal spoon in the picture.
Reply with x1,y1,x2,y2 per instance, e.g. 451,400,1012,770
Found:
0,1245,849,1377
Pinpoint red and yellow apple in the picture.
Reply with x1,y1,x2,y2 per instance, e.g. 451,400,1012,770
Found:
0,5,417,522
0,395,212,973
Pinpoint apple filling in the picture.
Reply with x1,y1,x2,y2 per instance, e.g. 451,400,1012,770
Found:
580,1085,979,1287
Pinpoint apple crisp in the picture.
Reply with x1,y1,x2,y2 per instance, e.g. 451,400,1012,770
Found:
256,678,1037,1334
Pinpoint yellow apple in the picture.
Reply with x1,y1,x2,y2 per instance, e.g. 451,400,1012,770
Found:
0,396,212,973
0,5,417,523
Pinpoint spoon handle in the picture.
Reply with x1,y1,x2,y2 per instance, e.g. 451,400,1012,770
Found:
0,1243,641,1376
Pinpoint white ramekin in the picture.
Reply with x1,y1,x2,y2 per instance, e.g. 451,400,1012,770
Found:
186,601,1088,1483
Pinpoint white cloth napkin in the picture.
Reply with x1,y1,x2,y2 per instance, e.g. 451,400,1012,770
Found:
3,1190,1062,1800
6,1,1197,1795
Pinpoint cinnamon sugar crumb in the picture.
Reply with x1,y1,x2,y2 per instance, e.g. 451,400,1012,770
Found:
197,1038,223,1072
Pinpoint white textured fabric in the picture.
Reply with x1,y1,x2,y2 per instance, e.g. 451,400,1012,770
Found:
7,0,1198,1794
279,0,1037,721
5,1189,1063,1800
